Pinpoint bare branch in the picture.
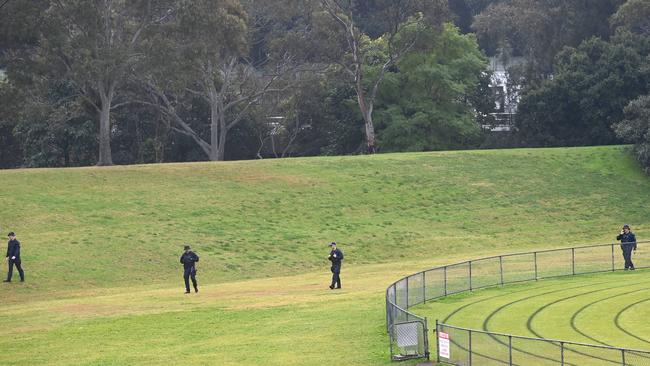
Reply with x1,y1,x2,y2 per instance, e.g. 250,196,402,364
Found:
281,114,302,158
143,81,212,155
110,101,135,110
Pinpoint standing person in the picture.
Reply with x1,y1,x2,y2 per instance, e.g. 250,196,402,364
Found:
180,245,199,294
617,224,637,270
4,232,25,283
328,242,343,289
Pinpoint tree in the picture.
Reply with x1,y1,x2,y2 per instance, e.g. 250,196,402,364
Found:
2,71,98,167
374,23,487,152
33,0,174,165
515,31,650,147
143,0,297,161
614,95,650,174
0,80,24,168
0,0,47,56
472,0,623,82
317,0,448,153
611,0,650,36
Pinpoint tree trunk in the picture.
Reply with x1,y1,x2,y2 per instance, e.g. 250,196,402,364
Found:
364,111,377,154
209,102,219,161
97,89,114,166
356,87,377,154
208,96,228,161
217,123,227,161
63,142,70,167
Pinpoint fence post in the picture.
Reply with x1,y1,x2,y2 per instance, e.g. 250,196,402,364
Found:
406,276,409,309
572,247,576,275
444,266,448,296
424,317,430,361
560,342,564,366
436,319,440,364
469,261,473,291
469,329,472,366
390,285,395,328
500,256,504,286
388,307,394,361
612,244,615,272
385,295,389,331
508,335,513,366
423,271,427,304
622,349,626,366
534,252,538,280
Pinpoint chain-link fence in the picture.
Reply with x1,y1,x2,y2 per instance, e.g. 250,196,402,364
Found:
385,241,650,362
436,322,650,366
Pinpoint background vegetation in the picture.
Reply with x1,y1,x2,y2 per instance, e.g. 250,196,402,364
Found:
1,0,649,172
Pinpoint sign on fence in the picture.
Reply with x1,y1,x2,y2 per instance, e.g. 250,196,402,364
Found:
438,331,450,359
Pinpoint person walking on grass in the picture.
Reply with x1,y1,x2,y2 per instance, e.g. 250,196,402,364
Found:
4,232,25,283
617,224,637,270
180,245,199,294
328,242,343,289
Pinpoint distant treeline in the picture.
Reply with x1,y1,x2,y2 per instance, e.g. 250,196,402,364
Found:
0,0,649,172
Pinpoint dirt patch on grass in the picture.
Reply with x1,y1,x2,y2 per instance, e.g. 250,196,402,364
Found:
51,303,127,317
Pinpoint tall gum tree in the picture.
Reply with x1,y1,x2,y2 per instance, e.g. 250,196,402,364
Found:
38,0,174,166
317,0,448,153
143,0,291,161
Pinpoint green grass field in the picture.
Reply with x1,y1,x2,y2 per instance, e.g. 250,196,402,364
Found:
416,270,650,364
0,145,649,365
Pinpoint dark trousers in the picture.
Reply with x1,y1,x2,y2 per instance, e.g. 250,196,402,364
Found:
622,245,635,269
183,267,198,291
7,259,24,281
331,265,341,288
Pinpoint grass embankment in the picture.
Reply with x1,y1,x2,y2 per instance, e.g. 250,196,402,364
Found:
0,145,648,365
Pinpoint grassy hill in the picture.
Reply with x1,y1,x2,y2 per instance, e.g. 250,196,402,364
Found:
0,145,649,365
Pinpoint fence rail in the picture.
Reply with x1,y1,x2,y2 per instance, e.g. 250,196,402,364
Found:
386,240,650,362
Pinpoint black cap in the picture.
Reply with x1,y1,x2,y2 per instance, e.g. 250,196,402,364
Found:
7,232,15,237
184,245,191,250
329,242,337,247
623,224,630,229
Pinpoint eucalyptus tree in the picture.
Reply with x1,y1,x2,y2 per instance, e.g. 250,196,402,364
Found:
143,0,298,161
316,0,448,153
30,0,176,166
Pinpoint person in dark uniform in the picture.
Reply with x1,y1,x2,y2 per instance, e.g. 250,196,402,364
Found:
328,242,343,289
617,224,637,270
180,245,199,293
4,232,25,283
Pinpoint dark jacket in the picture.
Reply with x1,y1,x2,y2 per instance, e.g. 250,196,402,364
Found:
180,251,199,269
617,232,637,250
328,249,344,266
6,239,20,260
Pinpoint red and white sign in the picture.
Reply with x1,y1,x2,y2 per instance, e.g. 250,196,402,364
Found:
438,331,450,359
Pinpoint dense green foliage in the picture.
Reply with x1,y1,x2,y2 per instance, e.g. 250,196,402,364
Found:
1,0,492,168
2,0,650,174
472,0,623,80
516,31,650,147
376,24,487,152
615,95,650,174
